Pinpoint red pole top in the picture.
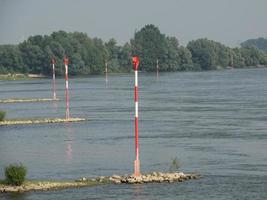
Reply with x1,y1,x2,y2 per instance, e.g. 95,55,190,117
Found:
132,56,139,71
64,57,69,65
51,58,56,64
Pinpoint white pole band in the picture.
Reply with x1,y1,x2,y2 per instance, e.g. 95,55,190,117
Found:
135,70,138,87
135,102,138,117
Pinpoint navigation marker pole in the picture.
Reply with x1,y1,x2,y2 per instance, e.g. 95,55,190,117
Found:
105,60,108,84
132,56,140,177
51,58,57,100
156,58,159,77
64,57,70,119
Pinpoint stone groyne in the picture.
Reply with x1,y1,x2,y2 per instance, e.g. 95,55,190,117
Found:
91,172,201,184
0,181,95,193
0,118,86,126
0,172,201,193
0,98,59,104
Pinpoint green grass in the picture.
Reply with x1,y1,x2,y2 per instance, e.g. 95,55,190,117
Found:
0,179,7,185
0,111,6,121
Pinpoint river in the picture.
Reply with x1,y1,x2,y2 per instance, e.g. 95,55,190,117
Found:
0,68,267,199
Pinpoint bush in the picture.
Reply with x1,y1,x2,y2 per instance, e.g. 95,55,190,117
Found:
0,111,5,121
5,164,27,186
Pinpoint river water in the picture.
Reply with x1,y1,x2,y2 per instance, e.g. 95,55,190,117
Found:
0,68,267,199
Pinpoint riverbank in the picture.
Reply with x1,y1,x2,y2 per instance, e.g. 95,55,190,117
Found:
0,172,201,193
0,118,86,126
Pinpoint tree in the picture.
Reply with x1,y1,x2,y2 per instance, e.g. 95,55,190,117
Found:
131,24,167,71
19,41,44,73
187,38,231,70
241,37,267,52
0,45,25,73
0,26,266,76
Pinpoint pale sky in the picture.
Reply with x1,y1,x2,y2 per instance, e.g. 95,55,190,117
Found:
0,0,266,47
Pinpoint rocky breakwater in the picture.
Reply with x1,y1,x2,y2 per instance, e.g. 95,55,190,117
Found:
0,172,201,193
0,181,96,193
0,98,59,103
0,118,86,126
108,172,201,184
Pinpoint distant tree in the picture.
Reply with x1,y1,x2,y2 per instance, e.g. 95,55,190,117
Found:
0,26,266,76
241,37,267,52
118,42,132,72
0,45,25,73
19,41,44,73
178,46,197,71
187,38,231,70
131,24,167,71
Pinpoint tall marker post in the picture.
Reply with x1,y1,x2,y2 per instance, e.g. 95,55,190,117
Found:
51,58,57,100
133,56,140,177
156,59,159,77
105,60,108,84
64,57,70,119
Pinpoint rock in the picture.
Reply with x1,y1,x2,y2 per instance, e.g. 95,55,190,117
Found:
112,175,121,179
121,178,127,183
127,178,136,184
134,176,143,184
158,172,164,177
113,179,121,184
152,172,157,176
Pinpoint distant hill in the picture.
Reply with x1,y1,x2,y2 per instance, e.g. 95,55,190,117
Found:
241,37,267,52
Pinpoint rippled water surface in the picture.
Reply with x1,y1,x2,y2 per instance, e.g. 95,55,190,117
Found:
1,68,267,199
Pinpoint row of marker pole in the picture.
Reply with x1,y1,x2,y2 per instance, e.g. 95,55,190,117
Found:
51,57,70,120
51,56,146,177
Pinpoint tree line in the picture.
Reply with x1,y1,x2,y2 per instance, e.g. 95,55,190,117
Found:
0,24,267,76
241,37,267,52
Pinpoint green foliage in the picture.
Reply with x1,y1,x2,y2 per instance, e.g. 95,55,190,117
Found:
0,110,5,121
131,24,168,71
169,157,180,172
241,37,267,52
5,164,27,186
187,38,232,70
0,26,266,75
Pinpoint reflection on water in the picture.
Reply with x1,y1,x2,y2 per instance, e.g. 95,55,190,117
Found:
0,68,267,199
65,123,73,162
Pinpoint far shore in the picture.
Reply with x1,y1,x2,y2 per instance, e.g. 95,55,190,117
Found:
0,66,266,81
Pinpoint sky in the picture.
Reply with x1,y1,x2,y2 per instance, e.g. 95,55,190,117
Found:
0,0,267,47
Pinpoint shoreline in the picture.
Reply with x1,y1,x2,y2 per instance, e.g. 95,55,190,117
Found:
0,66,266,81
0,172,201,193
0,118,86,126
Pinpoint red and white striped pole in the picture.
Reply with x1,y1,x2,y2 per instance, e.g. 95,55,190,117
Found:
64,57,70,119
51,58,57,100
105,60,108,83
156,58,159,77
132,56,140,177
